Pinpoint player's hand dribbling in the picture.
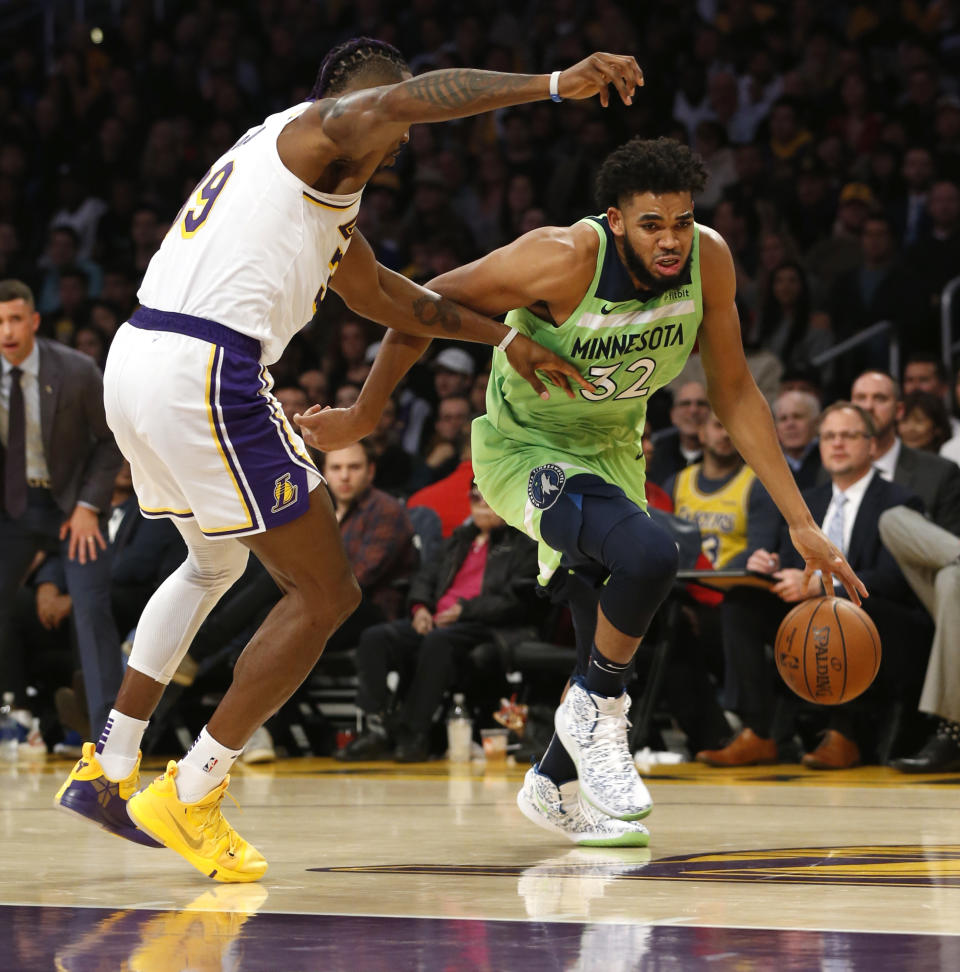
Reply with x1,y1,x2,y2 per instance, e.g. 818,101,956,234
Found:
558,53,644,108
294,405,372,452
788,521,869,607
506,333,596,401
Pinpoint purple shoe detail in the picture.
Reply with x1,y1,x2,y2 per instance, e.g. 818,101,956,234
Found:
59,778,163,848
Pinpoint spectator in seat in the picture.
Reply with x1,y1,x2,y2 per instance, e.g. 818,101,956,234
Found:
407,439,474,537
667,412,765,570
646,380,709,486
431,346,475,402
321,441,417,652
851,370,960,536
336,482,536,763
897,391,953,454
421,394,472,483
774,389,823,488
881,505,960,773
698,402,931,769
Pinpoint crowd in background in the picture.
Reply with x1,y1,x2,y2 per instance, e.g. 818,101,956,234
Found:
2,0,960,767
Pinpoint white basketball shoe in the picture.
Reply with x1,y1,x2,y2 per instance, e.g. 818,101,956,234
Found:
516,765,650,847
554,679,653,820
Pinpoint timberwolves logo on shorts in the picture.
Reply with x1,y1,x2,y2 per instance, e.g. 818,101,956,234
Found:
528,463,565,510
271,472,298,513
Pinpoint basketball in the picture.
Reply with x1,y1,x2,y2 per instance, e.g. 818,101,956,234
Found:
774,597,881,705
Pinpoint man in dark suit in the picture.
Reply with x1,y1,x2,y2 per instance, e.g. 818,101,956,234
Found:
0,279,123,732
697,402,931,769
852,369,960,536
773,389,823,489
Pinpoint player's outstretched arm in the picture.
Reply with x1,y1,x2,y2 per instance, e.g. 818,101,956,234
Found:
296,228,596,450
327,53,642,147
294,328,429,452
282,55,643,187
696,228,869,605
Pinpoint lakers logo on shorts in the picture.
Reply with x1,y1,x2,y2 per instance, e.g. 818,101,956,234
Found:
271,473,298,513
527,463,565,510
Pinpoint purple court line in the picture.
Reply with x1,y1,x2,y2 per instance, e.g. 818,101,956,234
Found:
9,904,960,972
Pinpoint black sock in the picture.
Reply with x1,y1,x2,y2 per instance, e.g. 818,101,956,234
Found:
538,732,577,785
584,643,630,697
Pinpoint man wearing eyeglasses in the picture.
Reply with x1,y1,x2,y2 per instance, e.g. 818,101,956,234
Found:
645,380,709,486
699,402,931,769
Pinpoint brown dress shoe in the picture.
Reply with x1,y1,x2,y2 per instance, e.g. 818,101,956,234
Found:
801,730,860,769
696,728,778,766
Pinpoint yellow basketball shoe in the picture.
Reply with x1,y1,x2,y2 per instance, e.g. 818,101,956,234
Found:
127,761,268,883
54,742,162,848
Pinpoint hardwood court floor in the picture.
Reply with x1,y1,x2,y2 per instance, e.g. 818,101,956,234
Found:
2,756,960,970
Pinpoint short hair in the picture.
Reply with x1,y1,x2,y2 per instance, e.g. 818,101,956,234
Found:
819,400,876,437
774,389,821,420
311,37,408,99
594,137,707,210
853,368,901,399
0,279,36,308
319,438,376,469
904,351,948,384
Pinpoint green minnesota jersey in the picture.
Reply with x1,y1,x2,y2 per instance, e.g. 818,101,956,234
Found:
484,216,703,457
472,216,704,584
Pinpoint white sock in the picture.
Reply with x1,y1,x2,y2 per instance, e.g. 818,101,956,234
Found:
175,726,242,803
96,710,149,781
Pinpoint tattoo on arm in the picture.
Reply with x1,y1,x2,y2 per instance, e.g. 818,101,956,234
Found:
412,295,462,334
401,70,533,110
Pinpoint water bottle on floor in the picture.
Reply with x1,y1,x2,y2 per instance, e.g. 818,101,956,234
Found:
0,693,19,763
446,694,473,763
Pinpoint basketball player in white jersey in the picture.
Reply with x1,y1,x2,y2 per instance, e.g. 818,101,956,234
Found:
54,37,643,882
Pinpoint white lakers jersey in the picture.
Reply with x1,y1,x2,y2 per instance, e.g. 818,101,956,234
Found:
138,102,362,364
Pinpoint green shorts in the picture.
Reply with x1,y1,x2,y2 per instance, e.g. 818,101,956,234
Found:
470,415,648,583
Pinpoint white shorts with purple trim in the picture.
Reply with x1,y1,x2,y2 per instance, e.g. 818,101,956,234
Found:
104,312,322,539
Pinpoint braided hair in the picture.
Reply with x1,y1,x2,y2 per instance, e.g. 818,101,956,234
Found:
311,37,408,99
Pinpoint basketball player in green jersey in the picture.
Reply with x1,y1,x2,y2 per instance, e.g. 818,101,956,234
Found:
297,137,867,846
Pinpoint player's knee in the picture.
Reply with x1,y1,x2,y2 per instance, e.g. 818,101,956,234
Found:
934,563,960,600
603,512,679,588
183,542,249,593
297,570,360,633
878,507,903,547
599,513,679,638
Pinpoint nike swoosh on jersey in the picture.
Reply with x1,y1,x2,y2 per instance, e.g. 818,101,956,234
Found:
599,303,625,315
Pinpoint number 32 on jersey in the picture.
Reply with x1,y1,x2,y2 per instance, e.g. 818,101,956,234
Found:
580,357,657,401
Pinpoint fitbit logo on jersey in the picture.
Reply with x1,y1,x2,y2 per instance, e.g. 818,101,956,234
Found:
528,464,565,510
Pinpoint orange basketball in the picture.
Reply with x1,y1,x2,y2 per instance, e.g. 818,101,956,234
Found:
774,596,881,705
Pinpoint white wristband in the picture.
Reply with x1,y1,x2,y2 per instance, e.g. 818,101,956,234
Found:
549,70,562,103
497,326,519,352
